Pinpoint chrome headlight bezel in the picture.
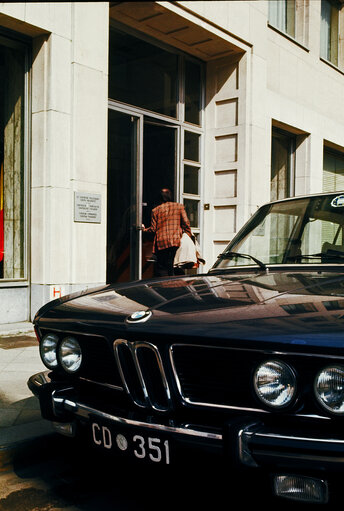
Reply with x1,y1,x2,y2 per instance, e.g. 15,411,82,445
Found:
314,365,344,415
253,360,297,409
58,336,82,373
40,333,59,369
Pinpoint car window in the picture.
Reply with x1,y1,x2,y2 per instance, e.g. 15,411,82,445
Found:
212,194,344,269
229,212,298,265
301,219,343,256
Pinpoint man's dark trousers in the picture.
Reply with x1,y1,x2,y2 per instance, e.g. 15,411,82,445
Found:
154,247,178,277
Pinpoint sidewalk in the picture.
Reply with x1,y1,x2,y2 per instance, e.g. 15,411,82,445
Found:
0,322,55,470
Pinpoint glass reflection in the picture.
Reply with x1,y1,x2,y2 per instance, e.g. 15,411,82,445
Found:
184,198,199,228
0,43,26,279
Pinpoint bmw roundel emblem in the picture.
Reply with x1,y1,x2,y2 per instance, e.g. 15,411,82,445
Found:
331,194,344,208
126,310,152,323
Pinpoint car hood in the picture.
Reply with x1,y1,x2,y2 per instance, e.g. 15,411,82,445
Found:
35,270,344,349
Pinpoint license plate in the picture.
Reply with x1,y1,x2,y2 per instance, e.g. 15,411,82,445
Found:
90,421,171,465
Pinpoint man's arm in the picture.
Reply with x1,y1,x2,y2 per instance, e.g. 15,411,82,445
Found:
144,209,157,234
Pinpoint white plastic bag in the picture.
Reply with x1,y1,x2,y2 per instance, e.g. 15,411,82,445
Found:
173,233,197,268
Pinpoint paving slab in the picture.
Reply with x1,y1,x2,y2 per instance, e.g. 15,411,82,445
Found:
0,323,56,471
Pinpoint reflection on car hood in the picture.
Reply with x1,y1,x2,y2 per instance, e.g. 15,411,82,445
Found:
35,271,344,348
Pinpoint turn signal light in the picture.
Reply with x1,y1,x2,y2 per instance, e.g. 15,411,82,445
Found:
273,474,328,504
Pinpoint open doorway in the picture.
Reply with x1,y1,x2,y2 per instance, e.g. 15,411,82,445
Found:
142,120,177,279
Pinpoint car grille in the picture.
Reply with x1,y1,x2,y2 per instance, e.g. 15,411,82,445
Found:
171,345,259,409
170,344,340,414
114,339,172,412
78,336,123,389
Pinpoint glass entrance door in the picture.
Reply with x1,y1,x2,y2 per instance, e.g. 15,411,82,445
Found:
107,109,178,283
107,108,142,283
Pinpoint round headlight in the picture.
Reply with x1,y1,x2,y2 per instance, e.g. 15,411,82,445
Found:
254,360,296,408
40,333,59,369
58,336,82,373
314,366,344,414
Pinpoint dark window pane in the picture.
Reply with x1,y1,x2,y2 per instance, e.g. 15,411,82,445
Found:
184,131,200,162
184,165,199,195
281,303,317,314
185,60,201,125
323,300,344,310
107,110,135,283
184,198,199,228
109,28,178,117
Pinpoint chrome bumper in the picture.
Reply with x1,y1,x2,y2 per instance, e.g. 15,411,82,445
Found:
28,371,344,471
28,371,223,443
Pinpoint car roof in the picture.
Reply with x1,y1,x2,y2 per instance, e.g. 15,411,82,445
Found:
267,191,344,206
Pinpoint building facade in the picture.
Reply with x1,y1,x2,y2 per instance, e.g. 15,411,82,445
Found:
0,0,344,324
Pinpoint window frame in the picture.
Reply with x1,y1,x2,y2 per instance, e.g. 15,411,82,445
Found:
109,21,205,128
108,21,205,254
323,145,344,192
270,127,296,202
268,0,296,39
320,0,341,67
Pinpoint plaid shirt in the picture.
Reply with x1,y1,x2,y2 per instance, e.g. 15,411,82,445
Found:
145,202,192,252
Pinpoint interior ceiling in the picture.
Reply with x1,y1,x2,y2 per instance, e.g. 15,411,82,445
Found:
109,2,243,61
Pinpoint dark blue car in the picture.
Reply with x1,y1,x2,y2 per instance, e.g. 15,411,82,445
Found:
29,192,344,505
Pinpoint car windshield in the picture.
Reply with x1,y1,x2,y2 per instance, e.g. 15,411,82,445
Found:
212,193,344,270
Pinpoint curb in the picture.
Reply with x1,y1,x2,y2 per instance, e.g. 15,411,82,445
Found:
0,322,34,338
0,420,56,472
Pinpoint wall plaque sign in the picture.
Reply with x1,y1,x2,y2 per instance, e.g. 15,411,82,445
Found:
74,192,101,223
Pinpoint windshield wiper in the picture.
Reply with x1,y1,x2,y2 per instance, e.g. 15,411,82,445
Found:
289,253,323,260
219,251,267,271
290,250,344,261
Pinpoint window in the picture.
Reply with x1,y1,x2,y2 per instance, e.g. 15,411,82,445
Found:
183,130,201,231
301,217,343,257
271,128,295,201
323,300,344,310
320,0,340,66
269,0,296,38
281,303,317,314
184,59,202,126
109,26,204,126
109,28,178,117
184,165,199,195
323,147,344,192
0,37,27,280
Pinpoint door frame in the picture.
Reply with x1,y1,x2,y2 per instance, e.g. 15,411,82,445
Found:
108,99,207,281
108,100,185,281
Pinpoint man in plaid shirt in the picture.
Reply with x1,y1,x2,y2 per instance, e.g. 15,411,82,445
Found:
144,188,192,277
